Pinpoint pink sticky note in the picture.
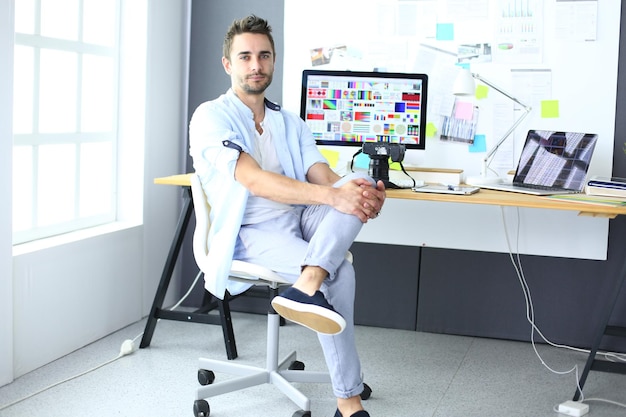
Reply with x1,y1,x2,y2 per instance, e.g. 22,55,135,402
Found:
454,101,474,120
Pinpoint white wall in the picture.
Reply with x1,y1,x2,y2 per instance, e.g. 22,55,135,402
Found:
4,0,189,381
0,0,15,387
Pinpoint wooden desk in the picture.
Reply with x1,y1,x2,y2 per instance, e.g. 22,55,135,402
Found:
150,173,626,400
156,173,626,218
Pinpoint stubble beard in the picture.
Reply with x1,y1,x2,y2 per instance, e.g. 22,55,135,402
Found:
241,72,273,95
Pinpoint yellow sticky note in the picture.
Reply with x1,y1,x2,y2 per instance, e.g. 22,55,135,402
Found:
320,148,340,168
541,100,559,118
426,122,437,137
475,84,488,99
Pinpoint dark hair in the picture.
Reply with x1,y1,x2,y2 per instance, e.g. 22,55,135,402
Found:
223,15,275,60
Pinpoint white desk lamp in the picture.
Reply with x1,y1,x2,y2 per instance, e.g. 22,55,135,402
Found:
453,68,532,185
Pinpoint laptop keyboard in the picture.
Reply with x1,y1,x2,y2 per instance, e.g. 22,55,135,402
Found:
516,183,575,192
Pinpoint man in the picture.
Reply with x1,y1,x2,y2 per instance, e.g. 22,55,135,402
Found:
189,15,385,417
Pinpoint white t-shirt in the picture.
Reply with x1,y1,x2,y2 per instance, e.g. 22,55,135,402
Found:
242,113,294,224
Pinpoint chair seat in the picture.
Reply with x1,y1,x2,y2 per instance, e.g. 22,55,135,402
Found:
229,260,291,286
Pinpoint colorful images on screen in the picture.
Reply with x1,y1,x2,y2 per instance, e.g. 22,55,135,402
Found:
302,72,426,148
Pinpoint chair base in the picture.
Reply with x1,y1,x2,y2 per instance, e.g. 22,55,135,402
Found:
194,312,330,415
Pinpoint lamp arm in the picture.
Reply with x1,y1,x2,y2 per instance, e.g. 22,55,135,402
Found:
473,73,532,172
484,105,531,164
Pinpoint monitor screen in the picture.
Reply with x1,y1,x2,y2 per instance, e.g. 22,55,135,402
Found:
299,70,428,149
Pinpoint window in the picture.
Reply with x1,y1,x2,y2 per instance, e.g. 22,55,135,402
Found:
12,0,121,244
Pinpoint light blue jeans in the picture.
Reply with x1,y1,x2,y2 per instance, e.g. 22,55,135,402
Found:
233,172,374,399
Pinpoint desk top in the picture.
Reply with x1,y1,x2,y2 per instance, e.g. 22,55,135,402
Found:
155,174,626,219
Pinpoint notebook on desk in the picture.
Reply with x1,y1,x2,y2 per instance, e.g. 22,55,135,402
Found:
479,130,598,196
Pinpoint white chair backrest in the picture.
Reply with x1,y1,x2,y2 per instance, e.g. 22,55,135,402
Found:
189,173,289,288
190,173,211,266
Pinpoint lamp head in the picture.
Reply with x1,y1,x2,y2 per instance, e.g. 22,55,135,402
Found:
453,68,476,96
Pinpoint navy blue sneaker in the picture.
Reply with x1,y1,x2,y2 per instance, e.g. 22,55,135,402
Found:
334,409,370,417
271,287,346,335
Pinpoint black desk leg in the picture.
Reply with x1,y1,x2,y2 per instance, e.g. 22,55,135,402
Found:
573,256,626,401
140,187,194,349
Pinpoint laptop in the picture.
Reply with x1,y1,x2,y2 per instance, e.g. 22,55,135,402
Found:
479,130,598,196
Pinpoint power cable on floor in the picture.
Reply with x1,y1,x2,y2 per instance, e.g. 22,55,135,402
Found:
0,269,204,411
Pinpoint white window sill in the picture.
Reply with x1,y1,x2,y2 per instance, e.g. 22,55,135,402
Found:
12,221,142,256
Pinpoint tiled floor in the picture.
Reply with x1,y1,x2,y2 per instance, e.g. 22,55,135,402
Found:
1,312,626,417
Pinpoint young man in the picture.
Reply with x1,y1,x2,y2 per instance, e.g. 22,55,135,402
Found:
189,15,385,417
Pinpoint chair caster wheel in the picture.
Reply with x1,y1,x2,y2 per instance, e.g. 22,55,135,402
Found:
197,369,215,385
288,360,305,371
292,410,311,417
360,383,372,400
193,399,210,417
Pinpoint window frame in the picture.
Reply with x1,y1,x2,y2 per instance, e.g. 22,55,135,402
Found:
12,0,122,245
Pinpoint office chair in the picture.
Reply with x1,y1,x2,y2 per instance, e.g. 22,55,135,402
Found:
191,173,370,417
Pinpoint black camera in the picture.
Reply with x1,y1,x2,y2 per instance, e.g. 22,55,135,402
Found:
362,142,406,186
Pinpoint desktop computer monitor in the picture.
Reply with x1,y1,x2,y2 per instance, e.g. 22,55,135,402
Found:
299,69,429,150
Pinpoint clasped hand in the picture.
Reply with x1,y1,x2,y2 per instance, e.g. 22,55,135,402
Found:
336,178,386,223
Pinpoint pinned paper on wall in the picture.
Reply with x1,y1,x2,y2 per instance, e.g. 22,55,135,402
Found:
469,134,487,152
555,0,598,42
454,101,474,120
541,100,560,118
320,148,340,168
440,104,479,144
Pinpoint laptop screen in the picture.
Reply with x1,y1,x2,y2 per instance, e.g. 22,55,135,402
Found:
513,130,598,191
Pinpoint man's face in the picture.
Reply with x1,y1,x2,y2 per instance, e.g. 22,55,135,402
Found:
223,32,275,97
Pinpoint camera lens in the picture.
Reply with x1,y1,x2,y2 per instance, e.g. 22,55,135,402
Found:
369,156,389,182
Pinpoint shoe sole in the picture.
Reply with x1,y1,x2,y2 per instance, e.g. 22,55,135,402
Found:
271,296,346,335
